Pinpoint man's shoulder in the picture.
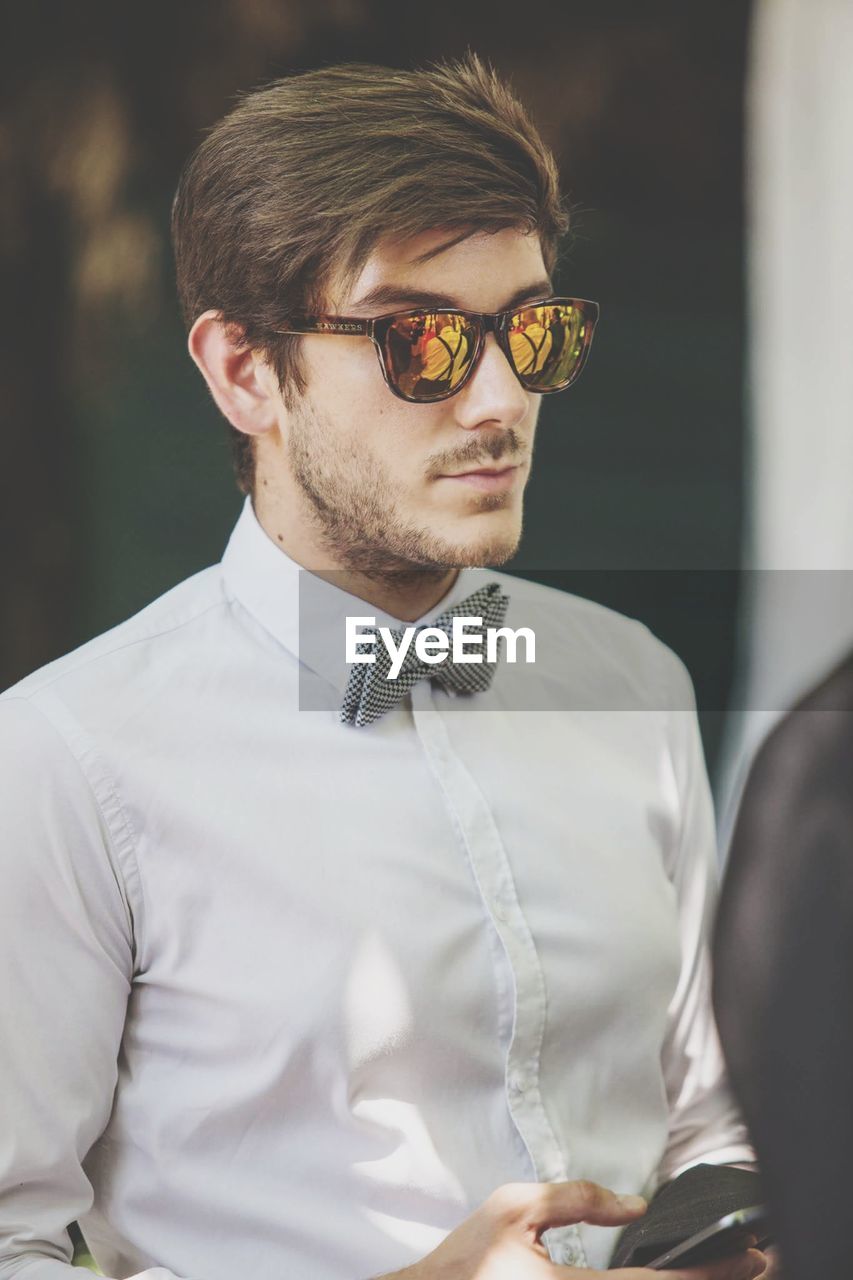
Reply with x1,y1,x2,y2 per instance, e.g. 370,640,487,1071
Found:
1,563,230,715
488,569,693,710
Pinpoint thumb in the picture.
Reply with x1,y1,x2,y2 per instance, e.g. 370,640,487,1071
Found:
520,1180,648,1232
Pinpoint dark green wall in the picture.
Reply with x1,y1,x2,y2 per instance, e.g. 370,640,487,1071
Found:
2,0,750,773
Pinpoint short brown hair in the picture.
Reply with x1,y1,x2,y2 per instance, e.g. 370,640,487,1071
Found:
171,54,569,495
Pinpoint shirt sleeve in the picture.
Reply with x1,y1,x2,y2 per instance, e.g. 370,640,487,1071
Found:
654,655,755,1185
0,696,188,1280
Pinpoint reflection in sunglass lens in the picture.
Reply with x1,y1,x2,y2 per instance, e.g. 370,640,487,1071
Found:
383,312,478,401
507,303,587,390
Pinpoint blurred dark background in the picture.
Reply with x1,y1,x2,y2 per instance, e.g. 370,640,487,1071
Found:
0,0,751,774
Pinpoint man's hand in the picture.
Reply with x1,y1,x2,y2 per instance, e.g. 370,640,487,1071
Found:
377,1179,767,1279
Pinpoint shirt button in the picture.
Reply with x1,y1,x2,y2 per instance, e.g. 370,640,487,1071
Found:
493,903,508,924
508,1073,527,1095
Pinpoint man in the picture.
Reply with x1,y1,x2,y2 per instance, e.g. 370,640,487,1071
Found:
0,56,764,1280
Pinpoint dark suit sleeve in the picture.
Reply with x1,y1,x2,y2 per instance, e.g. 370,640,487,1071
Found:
713,655,853,1280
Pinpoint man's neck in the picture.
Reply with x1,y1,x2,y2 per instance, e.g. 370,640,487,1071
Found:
252,497,459,623
312,565,460,623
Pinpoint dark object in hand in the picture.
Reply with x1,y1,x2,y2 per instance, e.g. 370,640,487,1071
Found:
609,1164,770,1269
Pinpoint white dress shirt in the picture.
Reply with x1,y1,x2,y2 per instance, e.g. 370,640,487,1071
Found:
0,498,751,1280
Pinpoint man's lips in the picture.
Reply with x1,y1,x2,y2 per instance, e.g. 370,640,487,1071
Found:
437,463,523,492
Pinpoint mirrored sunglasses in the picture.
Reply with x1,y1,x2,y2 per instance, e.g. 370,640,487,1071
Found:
277,297,599,404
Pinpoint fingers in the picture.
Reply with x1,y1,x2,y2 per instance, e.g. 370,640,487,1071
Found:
667,1247,767,1280
565,1247,766,1280
487,1179,648,1232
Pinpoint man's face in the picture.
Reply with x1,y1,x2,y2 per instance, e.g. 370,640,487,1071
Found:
270,226,550,572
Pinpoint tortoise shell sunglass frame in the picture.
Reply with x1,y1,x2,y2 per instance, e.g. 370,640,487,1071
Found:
275,296,600,404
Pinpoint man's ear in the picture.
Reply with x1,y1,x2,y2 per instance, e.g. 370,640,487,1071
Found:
188,310,281,439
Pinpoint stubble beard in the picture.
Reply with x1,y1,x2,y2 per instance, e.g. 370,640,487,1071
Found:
287,402,524,586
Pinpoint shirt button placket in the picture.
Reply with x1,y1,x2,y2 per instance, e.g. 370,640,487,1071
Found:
411,694,588,1269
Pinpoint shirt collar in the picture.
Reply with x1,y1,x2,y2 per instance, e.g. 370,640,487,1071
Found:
221,496,486,695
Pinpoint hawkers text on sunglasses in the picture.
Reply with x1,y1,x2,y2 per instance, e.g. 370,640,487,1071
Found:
276,296,599,404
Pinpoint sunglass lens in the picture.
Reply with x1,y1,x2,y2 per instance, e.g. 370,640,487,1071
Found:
507,302,592,391
383,312,478,401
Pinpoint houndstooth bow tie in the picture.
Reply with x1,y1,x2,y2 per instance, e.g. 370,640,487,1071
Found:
340,582,510,728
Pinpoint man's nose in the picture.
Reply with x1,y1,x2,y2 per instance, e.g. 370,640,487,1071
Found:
453,333,530,431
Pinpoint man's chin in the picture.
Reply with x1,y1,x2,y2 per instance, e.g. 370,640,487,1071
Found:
418,527,522,569
332,509,523,574
450,541,518,569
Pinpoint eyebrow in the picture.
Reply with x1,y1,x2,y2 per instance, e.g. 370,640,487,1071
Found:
348,279,555,316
